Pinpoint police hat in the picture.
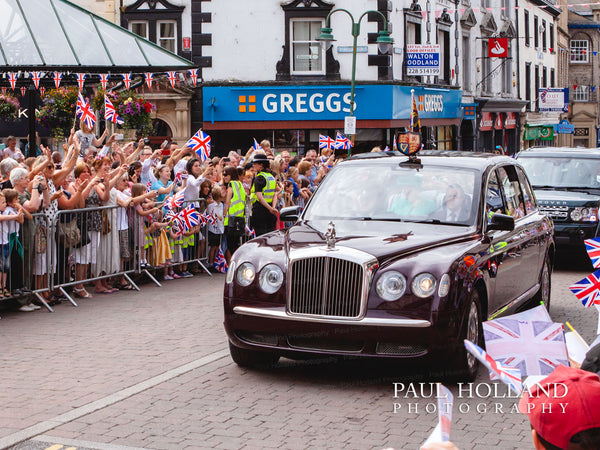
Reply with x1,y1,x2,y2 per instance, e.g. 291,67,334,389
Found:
252,153,270,165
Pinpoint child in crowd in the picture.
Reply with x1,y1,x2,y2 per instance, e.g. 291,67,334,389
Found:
131,183,161,268
207,186,224,268
0,191,24,297
166,223,183,279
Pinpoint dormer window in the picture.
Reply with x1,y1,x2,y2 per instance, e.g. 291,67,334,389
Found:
291,19,325,75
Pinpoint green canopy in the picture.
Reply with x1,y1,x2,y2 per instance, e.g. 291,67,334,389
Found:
0,0,194,72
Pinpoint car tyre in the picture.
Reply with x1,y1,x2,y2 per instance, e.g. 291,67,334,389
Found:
450,289,483,382
532,256,551,313
229,341,280,368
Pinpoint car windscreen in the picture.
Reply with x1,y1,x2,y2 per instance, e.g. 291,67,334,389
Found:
518,155,600,188
303,162,480,225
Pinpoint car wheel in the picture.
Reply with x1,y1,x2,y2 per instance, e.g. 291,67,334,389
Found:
228,341,280,368
451,289,483,382
532,256,551,313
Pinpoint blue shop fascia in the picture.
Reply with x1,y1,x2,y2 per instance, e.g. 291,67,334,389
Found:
199,83,463,156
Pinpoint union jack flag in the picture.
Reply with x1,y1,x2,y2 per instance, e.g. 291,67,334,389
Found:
39,87,45,97
585,238,600,268
122,73,132,90
76,92,96,129
146,181,153,193
53,72,62,89
145,72,154,89
319,134,336,150
1,87,6,95
335,132,352,150
8,72,17,90
464,340,523,395
167,71,177,88
383,146,390,151
185,129,211,161
252,138,261,151
177,205,200,232
483,318,569,376
20,86,26,97
30,72,41,89
174,171,188,184
570,269,600,307
76,73,86,91
99,74,109,91
164,191,184,210
104,95,124,125
213,247,228,273
188,68,198,86
245,224,256,238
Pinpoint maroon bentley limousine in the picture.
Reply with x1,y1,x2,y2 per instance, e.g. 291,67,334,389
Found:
223,151,554,380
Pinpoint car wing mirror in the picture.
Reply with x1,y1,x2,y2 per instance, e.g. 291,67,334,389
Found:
487,213,515,232
279,206,301,223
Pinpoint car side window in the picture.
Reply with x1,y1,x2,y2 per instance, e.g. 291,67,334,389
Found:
497,166,525,219
486,169,505,221
516,166,537,214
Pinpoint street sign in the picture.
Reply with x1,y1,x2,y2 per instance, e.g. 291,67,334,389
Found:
344,116,356,135
539,88,569,112
406,44,440,76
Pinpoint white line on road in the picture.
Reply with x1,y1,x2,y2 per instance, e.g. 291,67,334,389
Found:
0,349,229,450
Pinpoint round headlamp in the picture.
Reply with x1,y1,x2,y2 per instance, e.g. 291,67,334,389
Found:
376,271,407,301
411,273,437,298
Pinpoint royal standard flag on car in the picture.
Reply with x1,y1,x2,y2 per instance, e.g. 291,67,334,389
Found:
410,89,421,134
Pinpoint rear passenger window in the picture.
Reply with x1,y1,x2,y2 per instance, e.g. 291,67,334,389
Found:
486,170,505,218
497,166,525,219
516,166,537,214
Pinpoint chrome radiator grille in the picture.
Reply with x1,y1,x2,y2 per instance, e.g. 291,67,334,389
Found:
288,256,364,318
539,205,569,220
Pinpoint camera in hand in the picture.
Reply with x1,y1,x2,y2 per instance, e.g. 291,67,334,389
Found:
143,138,151,146
37,185,43,194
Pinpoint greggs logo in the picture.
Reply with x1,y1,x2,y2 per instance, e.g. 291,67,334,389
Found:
418,94,444,113
238,95,257,113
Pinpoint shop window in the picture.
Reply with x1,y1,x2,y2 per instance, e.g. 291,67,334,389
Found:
550,68,555,87
436,126,455,150
571,40,589,63
502,42,512,94
290,19,325,75
158,20,177,53
573,86,589,102
129,21,148,39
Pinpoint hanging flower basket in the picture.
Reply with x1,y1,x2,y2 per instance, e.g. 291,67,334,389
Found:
92,90,155,138
36,87,79,140
0,93,20,122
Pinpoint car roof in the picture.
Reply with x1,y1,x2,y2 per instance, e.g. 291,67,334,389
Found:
517,147,600,158
343,150,514,171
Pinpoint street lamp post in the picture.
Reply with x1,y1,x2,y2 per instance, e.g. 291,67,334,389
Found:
317,9,393,156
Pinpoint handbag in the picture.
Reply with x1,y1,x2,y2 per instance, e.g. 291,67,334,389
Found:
228,216,245,233
35,223,47,254
101,210,111,235
58,220,81,248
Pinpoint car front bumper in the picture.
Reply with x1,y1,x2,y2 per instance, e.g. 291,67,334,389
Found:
553,222,599,247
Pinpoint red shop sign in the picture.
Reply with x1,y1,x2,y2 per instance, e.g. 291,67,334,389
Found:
505,112,517,129
480,112,494,131
494,113,504,130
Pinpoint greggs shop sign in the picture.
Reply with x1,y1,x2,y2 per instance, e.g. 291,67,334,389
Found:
203,85,462,122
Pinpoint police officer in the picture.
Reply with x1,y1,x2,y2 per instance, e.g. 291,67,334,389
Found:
250,153,278,236
223,166,246,262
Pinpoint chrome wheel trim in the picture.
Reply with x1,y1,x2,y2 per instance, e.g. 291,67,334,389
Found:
466,300,479,371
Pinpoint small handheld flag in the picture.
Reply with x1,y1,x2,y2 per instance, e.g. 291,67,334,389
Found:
104,95,124,125
214,247,228,273
185,129,211,161
585,238,600,269
76,92,97,129
252,138,261,151
164,191,185,210
319,134,336,150
570,269,600,307
335,132,351,150
177,205,200,232
464,340,523,395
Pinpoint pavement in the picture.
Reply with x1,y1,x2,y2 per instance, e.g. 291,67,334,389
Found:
0,253,597,450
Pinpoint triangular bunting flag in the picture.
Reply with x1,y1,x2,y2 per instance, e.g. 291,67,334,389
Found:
30,72,41,89
76,73,86,91
122,73,132,90
39,87,45,97
20,86,26,97
99,74,109,91
167,71,177,88
188,69,198,86
8,72,17,90
53,72,62,89
145,72,154,89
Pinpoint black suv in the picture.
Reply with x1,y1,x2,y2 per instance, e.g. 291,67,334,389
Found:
517,147,600,250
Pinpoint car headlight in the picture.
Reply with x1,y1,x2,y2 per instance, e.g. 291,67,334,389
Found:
236,262,256,286
570,207,599,222
258,264,284,294
376,271,407,301
438,274,450,297
226,260,236,284
411,273,437,298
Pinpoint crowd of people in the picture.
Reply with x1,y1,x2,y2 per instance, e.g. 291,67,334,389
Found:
0,128,336,314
